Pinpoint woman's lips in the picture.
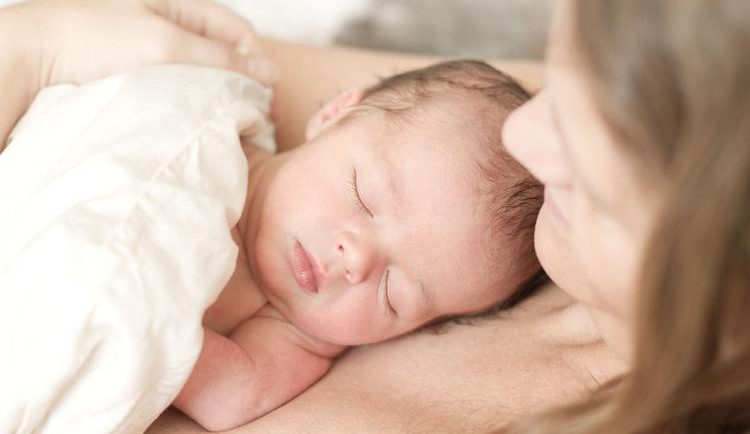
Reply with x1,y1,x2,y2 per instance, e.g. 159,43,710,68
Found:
292,240,319,293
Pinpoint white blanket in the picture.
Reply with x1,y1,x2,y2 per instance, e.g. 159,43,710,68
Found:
0,65,273,433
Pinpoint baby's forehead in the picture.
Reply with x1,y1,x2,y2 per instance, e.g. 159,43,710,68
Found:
356,107,521,210
366,98,505,148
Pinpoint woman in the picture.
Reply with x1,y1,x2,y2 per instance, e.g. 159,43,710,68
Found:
506,0,750,431
2,1,748,433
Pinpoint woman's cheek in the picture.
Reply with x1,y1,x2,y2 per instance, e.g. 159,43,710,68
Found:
576,203,639,320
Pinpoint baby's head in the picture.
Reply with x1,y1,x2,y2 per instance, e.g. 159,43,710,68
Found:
252,60,542,345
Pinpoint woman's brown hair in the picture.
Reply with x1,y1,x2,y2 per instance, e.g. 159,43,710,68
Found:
508,0,750,432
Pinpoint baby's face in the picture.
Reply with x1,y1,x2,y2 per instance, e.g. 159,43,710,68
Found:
252,117,523,345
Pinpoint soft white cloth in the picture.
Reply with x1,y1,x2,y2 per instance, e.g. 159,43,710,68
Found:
0,65,273,433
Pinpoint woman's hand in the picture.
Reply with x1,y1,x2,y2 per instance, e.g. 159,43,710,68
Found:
10,0,278,91
0,0,278,149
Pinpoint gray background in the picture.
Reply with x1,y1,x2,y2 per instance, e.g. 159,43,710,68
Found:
2,0,552,59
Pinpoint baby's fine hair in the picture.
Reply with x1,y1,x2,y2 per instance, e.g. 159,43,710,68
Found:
349,60,544,301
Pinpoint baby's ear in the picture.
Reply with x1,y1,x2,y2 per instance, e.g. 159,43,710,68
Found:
305,88,365,141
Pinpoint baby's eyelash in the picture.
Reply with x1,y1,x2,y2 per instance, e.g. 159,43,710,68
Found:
382,269,397,316
348,169,374,218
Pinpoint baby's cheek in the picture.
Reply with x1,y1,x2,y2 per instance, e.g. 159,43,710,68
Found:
294,295,385,345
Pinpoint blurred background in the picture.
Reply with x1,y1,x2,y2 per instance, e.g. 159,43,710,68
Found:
1,0,553,59
215,0,553,59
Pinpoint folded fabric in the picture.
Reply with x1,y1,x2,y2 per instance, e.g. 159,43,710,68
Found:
0,65,273,433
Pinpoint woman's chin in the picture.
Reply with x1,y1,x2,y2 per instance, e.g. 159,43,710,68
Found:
534,207,582,299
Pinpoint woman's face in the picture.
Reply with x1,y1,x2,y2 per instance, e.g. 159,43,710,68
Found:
503,0,658,329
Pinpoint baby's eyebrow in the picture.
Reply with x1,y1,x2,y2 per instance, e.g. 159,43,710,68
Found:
373,144,403,211
418,280,430,308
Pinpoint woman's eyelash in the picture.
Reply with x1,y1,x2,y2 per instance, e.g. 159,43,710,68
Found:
348,169,374,217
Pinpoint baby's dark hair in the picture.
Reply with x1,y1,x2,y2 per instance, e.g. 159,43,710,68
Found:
346,60,543,298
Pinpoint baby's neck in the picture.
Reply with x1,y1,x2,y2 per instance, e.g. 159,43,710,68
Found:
235,147,289,291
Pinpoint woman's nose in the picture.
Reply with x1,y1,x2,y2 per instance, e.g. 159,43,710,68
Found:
502,89,572,187
336,231,378,284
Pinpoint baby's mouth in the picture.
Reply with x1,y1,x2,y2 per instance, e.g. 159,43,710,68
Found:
292,240,319,293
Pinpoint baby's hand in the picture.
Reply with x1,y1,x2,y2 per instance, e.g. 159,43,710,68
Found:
8,0,278,92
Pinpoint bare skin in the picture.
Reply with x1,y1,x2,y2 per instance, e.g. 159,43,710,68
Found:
151,284,625,433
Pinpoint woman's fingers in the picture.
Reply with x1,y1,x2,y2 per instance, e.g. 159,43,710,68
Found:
12,0,277,89
171,28,278,86
145,0,262,55
144,0,276,85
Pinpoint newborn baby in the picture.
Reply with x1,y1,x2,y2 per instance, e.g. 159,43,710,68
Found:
174,60,542,430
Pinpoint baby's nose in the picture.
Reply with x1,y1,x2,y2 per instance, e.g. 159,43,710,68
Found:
336,231,378,284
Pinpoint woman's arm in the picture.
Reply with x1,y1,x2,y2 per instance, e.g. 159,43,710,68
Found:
0,7,36,151
261,39,544,151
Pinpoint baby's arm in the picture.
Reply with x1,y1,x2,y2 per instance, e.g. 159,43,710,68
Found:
174,306,343,432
